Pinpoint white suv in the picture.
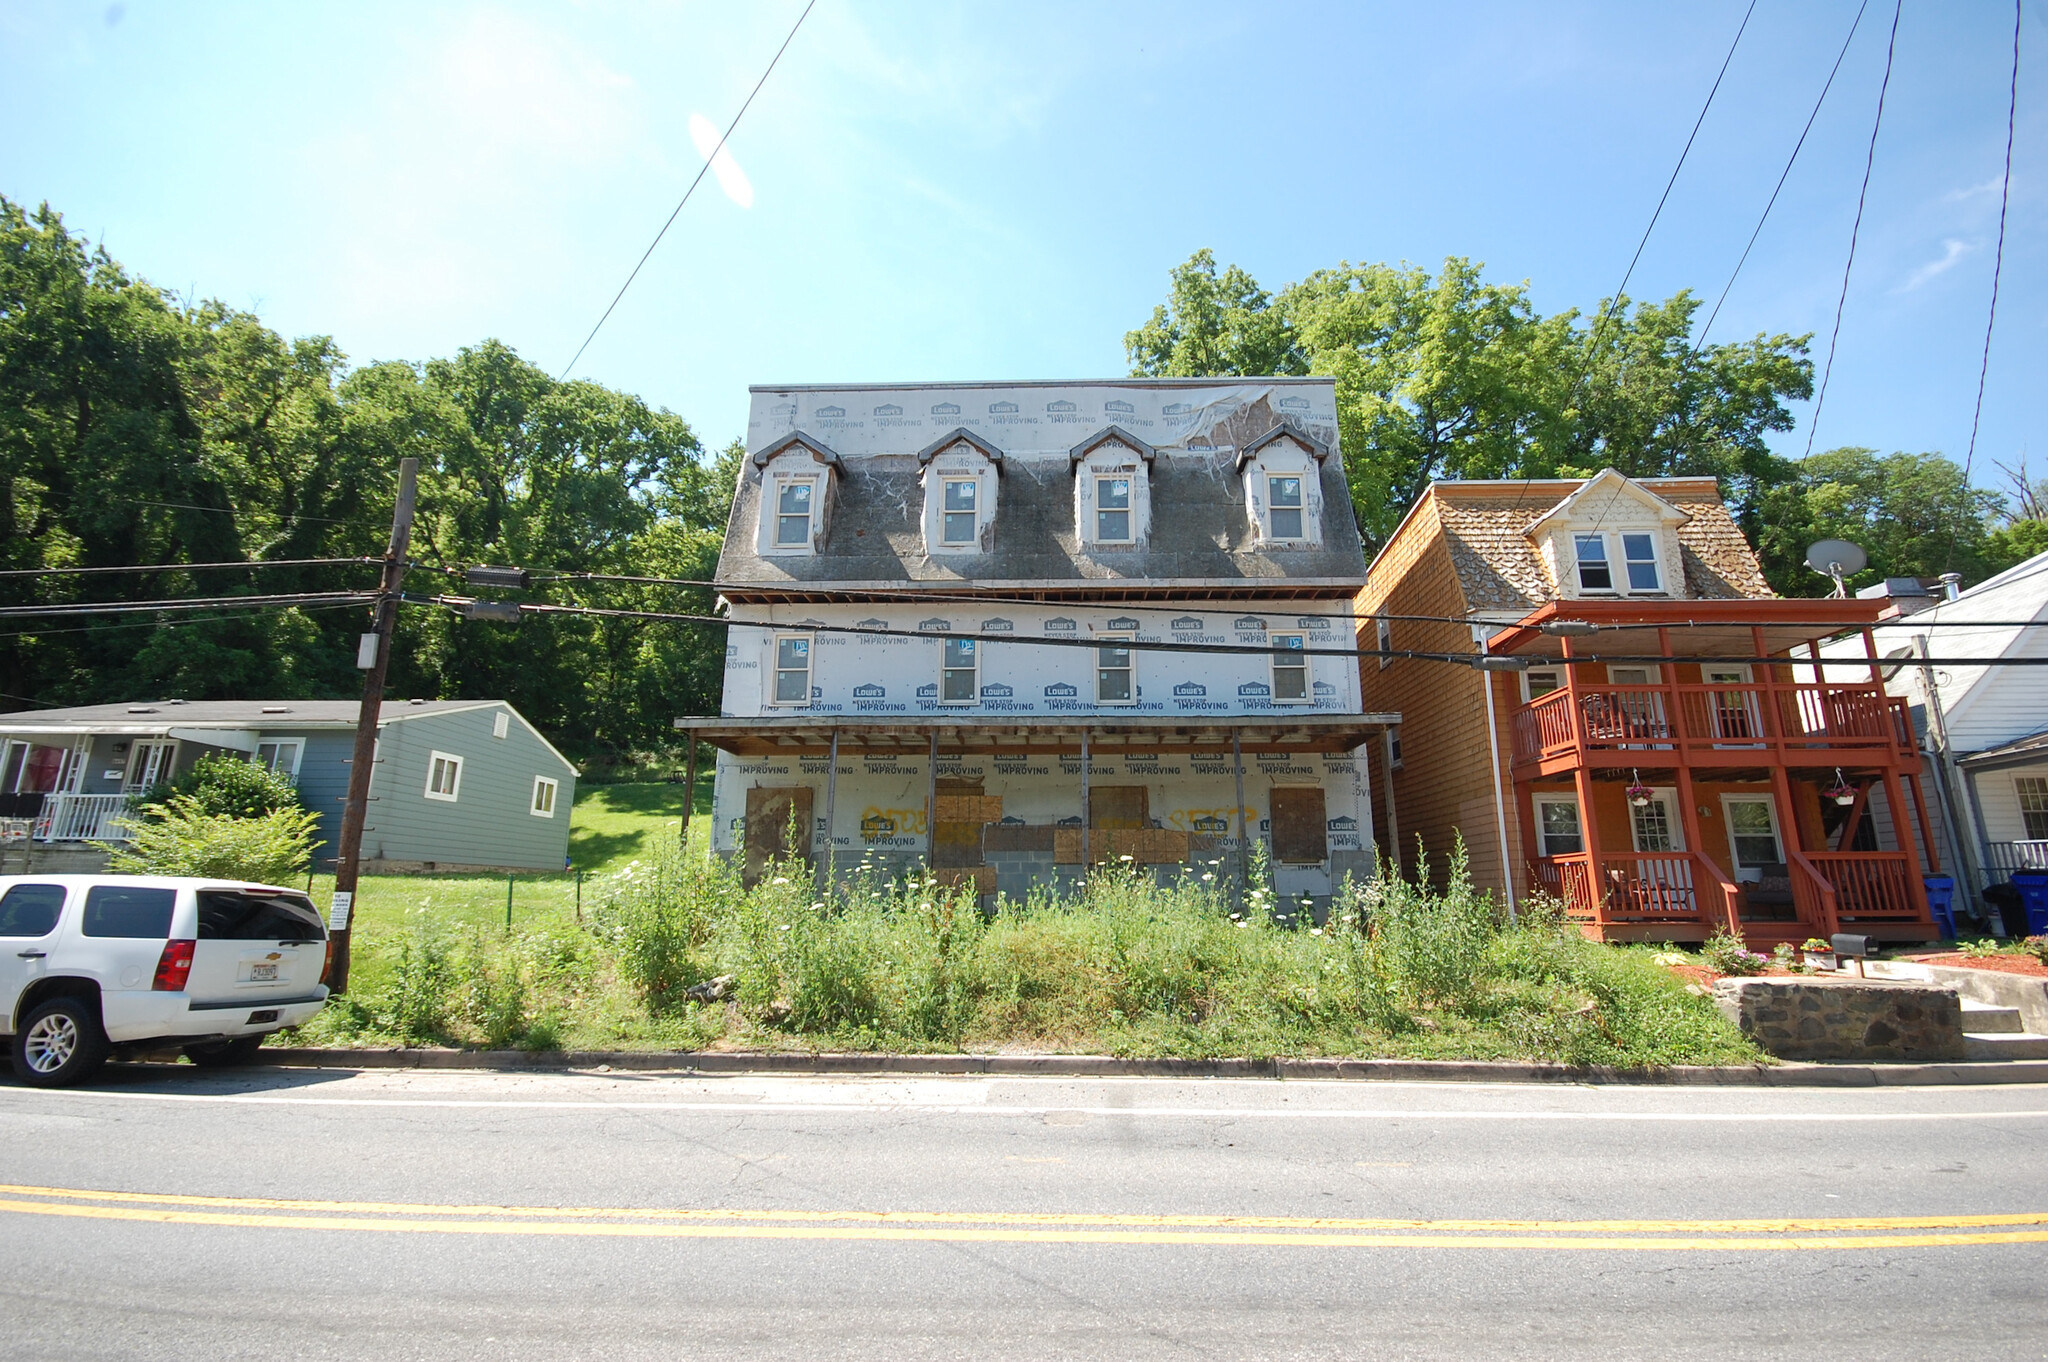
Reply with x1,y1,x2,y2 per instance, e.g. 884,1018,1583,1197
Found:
1,875,331,1087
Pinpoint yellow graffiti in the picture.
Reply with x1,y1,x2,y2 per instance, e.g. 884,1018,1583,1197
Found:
1168,807,1252,834
860,806,929,838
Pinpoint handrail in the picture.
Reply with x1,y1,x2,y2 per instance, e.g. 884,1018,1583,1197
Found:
1788,850,1841,937
1690,848,1744,934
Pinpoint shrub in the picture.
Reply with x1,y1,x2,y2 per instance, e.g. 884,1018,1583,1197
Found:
165,753,306,819
1702,930,1769,976
2019,935,2048,965
104,795,322,883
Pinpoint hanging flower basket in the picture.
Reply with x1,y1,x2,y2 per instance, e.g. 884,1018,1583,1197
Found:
1824,781,1858,806
1625,782,1654,808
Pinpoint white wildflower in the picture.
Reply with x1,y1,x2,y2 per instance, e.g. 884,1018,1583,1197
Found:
771,877,790,886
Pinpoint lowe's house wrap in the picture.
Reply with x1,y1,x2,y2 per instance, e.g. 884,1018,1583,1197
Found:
679,379,1398,912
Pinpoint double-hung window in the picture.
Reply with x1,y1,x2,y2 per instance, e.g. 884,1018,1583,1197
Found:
1621,533,1661,591
254,739,303,781
1573,533,1613,591
1534,795,1583,857
1096,635,1134,703
425,751,463,802
1267,476,1304,540
775,480,814,547
1271,632,1309,702
1095,477,1132,543
531,776,559,818
772,634,812,706
941,479,977,545
2017,777,2048,840
940,638,977,704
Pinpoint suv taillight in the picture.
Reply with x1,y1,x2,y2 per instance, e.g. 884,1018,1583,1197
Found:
321,939,334,986
153,938,196,992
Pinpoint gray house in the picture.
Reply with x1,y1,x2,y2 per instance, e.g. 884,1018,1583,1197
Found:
0,699,575,873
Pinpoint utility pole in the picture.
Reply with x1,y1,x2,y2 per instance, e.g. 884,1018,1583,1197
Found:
327,458,418,994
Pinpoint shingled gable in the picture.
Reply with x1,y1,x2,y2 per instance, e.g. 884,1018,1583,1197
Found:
751,430,843,469
1067,425,1157,468
1380,475,1775,613
915,428,1004,469
1521,467,1688,536
1234,423,1329,474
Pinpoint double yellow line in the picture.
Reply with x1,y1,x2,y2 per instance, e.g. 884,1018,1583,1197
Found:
3,1184,2043,1250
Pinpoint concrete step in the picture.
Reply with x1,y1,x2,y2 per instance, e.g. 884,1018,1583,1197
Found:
1960,1001,2026,1034
1963,1032,2048,1061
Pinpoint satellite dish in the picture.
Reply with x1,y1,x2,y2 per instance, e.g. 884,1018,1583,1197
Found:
1805,539,1868,576
1805,539,1867,598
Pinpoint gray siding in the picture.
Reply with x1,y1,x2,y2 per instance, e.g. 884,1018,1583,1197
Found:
366,704,577,871
286,729,359,865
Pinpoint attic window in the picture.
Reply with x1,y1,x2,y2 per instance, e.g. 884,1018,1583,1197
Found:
1621,533,1660,591
1573,534,1612,591
941,479,978,544
775,481,815,546
1096,477,1133,543
1267,476,1305,540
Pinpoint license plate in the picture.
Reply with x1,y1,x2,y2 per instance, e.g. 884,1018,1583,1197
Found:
247,963,279,982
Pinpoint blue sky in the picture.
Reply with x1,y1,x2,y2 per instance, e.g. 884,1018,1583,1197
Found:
4,1,2040,497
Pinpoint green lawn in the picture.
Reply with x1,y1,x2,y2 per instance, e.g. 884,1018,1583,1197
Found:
567,779,709,872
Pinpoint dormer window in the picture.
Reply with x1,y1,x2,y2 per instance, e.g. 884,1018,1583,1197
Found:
1622,533,1660,591
1267,476,1304,540
1573,533,1611,591
1095,477,1133,543
941,480,977,544
776,481,815,547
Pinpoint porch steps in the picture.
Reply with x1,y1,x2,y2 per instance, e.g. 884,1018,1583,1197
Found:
1963,1031,2048,1061
1959,1001,2025,1034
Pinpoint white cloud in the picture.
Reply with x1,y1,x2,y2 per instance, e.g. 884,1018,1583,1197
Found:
1944,175,2009,203
688,113,754,209
1897,239,1973,292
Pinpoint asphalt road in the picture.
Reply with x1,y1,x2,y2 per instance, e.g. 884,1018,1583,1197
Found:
2,1064,2045,1360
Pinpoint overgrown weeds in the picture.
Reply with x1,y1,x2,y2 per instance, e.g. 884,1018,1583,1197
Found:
291,838,1760,1066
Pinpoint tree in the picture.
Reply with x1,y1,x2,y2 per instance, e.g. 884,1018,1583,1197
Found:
1749,448,2007,596
1126,251,1814,548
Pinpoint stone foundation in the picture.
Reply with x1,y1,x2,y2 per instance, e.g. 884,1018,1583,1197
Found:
1713,977,1964,1062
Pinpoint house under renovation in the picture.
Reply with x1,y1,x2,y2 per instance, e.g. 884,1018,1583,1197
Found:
675,379,1397,909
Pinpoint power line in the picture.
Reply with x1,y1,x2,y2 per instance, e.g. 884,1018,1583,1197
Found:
1567,0,1755,417
1695,0,1870,347
114,497,361,527
1804,0,1904,459
0,601,371,642
558,0,816,380
1961,1,2022,493
0,557,375,579
0,592,378,621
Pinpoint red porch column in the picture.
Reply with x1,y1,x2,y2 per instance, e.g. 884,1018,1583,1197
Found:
1572,764,1607,928
1902,770,1943,876
1768,762,1811,935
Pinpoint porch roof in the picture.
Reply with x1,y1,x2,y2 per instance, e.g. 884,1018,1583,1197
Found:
1485,597,1902,662
673,713,1399,757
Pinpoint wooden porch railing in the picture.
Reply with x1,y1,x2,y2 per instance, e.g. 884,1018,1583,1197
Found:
1513,682,1914,765
1534,851,1739,931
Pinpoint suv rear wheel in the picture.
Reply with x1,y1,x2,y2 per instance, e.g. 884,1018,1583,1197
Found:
12,997,110,1088
183,1036,269,1068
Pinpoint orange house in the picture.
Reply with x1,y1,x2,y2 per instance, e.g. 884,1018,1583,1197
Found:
1356,470,1943,946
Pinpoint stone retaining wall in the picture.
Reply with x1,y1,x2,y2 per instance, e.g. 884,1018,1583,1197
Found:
1713,977,1964,1062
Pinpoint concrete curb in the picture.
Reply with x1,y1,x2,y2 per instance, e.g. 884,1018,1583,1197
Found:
255,1048,2048,1087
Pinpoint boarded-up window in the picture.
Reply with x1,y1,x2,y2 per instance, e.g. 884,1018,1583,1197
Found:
744,786,814,886
1269,788,1328,863
1089,786,1149,830
931,780,996,869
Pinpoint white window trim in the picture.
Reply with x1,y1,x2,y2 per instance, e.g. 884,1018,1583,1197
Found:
1375,613,1392,671
1270,632,1311,705
2014,775,2048,840
768,476,819,553
938,636,978,707
425,750,464,803
1532,792,1584,858
255,738,305,780
492,711,510,739
769,632,814,709
1570,530,1668,597
1264,473,1308,542
1093,475,1136,545
938,477,980,547
124,739,179,791
1095,632,1136,706
1520,666,1566,703
1719,793,1785,875
1385,727,1404,770
1627,787,1685,853
531,774,559,818
1605,664,1662,685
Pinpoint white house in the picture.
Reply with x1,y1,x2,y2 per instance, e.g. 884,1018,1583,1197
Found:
675,379,1398,910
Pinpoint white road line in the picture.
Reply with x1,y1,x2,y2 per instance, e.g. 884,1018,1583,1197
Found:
8,1089,2048,1122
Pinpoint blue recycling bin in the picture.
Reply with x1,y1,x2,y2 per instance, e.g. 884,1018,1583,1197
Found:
1922,876,1957,940
2013,871,2048,936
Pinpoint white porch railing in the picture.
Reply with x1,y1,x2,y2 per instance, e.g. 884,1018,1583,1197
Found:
32,793,132,843
1988,840,2048,876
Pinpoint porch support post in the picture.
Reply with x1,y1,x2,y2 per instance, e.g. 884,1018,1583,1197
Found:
1658,627,1682,751
1834,780,1872,851
819,727,840,897
1233,729,1248,904
1879,763,1933,923
680,738,698,850
1672,762,1726,932
1080,728,1092,876
1768,761,1810,933
1571,763,1607,929
1903,769,1942,875
1752,626,1778,747
926,729,940,872
1379,727,1401,878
